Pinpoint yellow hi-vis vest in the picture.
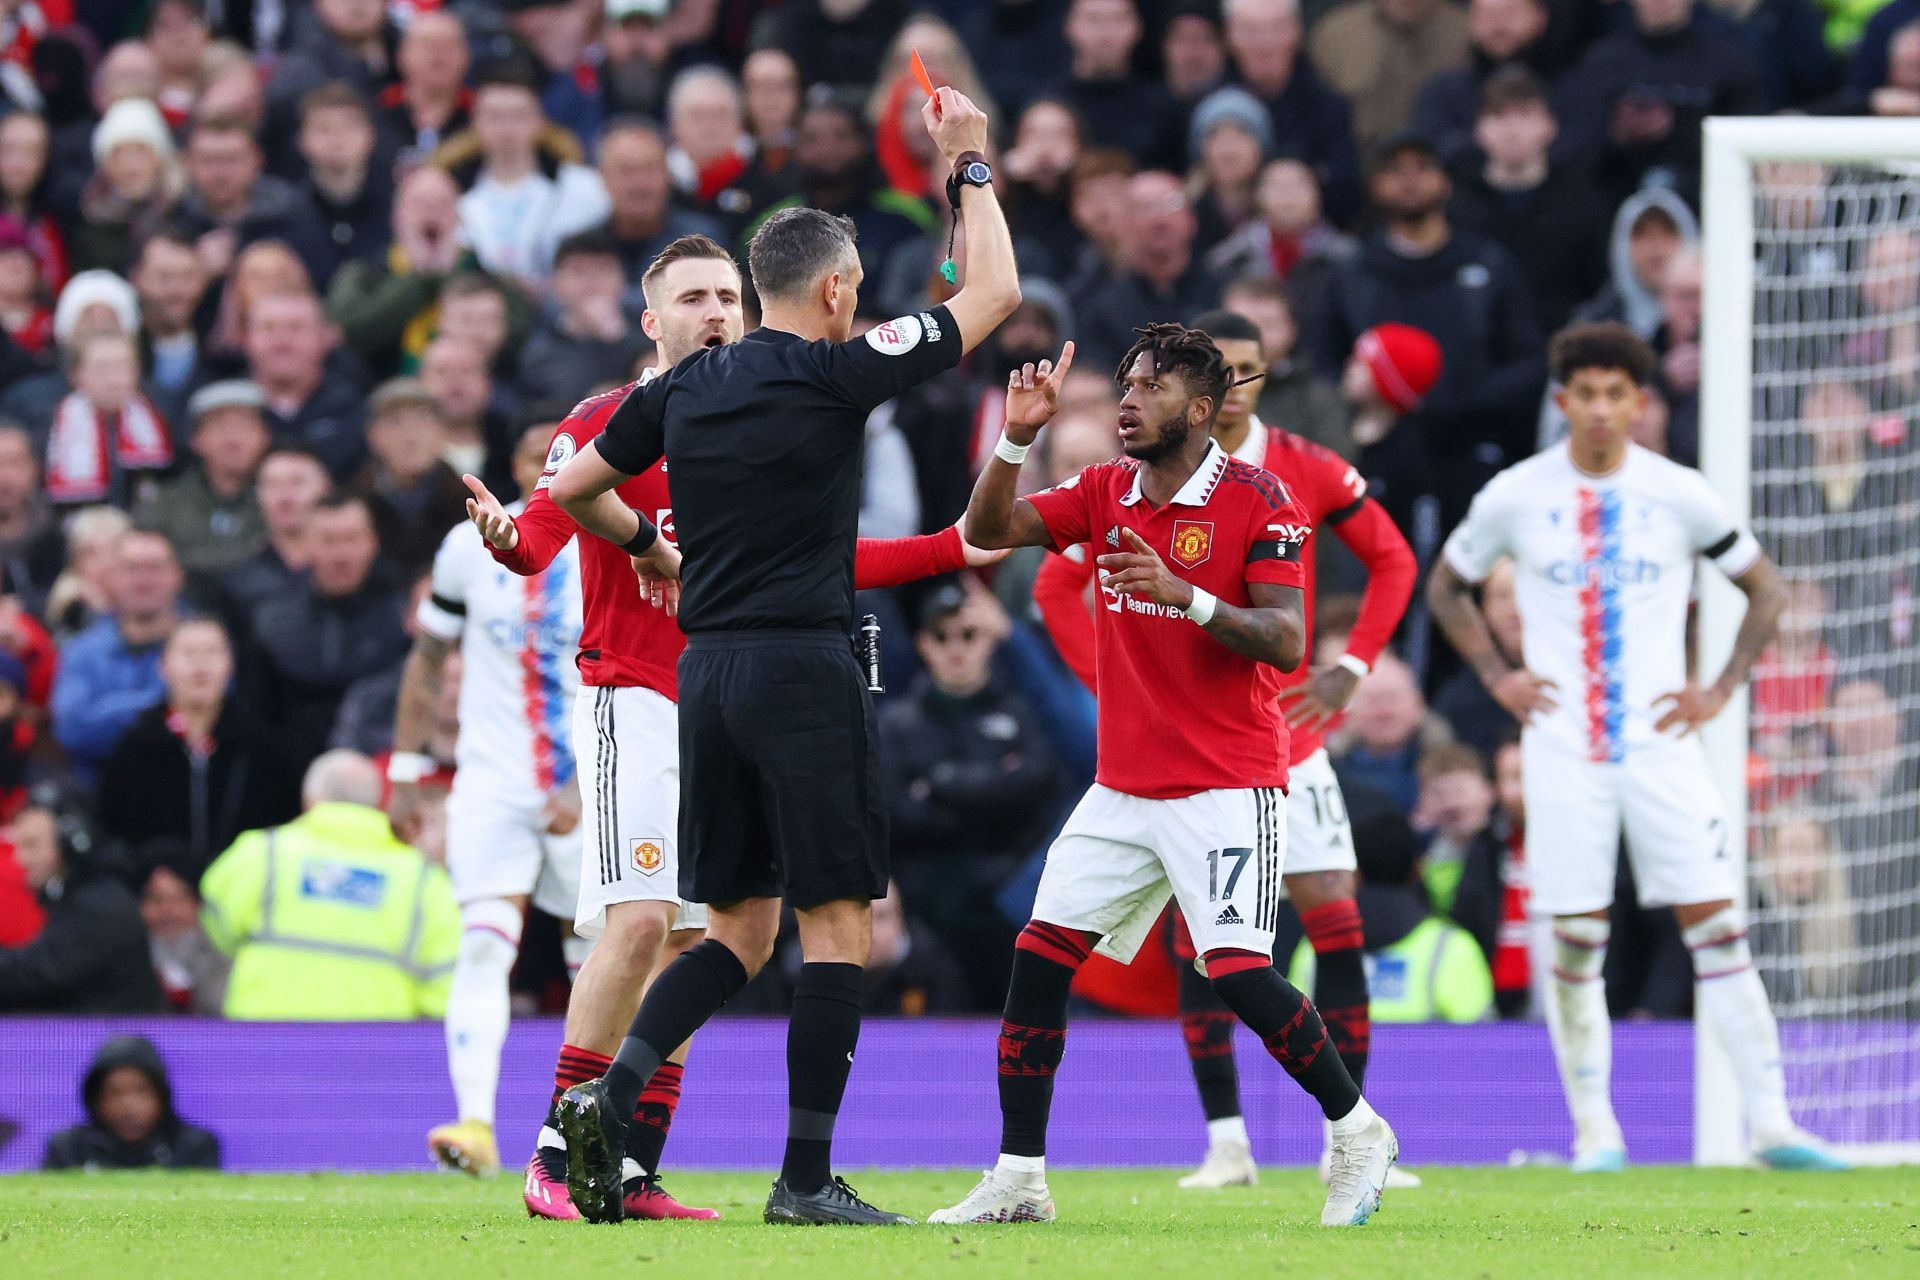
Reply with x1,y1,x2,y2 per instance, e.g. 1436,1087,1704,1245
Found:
1289,916,1494,1023
200,804,460,1020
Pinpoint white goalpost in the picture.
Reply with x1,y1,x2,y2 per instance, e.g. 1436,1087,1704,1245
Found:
1699,117,1920,1167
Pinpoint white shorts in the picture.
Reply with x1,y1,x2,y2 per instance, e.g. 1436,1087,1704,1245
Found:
1521,731,1736,916
1281,748,1358,885
446,775,582,922
573,685,708,939
1032,784,1286,964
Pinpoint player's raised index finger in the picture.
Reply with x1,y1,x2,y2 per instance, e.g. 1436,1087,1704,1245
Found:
1121,528,1155,554
462,473,493,502
1053,341,1075,376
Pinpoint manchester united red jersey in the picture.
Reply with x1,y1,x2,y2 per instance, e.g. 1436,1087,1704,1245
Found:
491,380,968,700
1025,438,1313,799
1236,424,1367,760
506,384,683,695
1032,419,1418,764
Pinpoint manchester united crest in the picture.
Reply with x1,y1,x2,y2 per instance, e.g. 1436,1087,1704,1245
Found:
1170,519,1214,569
632,839,665,876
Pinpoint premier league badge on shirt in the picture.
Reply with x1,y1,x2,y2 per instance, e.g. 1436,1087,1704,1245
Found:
1170,519,1214,569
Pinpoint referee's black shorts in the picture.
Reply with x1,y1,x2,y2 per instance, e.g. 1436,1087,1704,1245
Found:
676,631,888,910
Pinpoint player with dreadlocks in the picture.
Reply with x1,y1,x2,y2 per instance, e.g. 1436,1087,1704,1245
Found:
931,324,1400,1228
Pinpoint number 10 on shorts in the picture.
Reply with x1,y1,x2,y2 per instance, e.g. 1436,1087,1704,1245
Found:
1208,847,1253,902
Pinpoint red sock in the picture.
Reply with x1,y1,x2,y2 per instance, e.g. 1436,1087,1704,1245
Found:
633,1061,684,1132
627,1061,684,1175
552,1044,612,1108
1300,900,1372,1090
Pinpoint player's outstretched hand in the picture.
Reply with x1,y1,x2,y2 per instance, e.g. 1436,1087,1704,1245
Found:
1653,681,1728,736
1492,668,1558,723
1097,528,1191,610
631,536,683,617
1005,341,1075,438
463,474,519,551
956,526,1013,567
1277,664,1363,731
924,86,990,162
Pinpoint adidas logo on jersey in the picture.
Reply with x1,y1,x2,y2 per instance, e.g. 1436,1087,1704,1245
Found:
1106,527,1121,548
1214,905,1243,926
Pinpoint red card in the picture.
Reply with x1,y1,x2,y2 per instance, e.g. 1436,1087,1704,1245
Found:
910,49,940,116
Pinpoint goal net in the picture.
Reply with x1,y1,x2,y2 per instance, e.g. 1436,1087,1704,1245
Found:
1700,119,1920,1164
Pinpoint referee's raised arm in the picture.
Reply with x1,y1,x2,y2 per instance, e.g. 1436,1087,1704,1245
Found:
920,87,1022,353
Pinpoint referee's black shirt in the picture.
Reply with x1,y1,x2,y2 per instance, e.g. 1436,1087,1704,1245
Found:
597,304,964,634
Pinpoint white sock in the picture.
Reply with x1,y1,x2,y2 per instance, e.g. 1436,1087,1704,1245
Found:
446,899,522,1127
995,1152,1046,1188
1546,916,1619,1145
1684,908,1794,1142
1207,1115,1250,1149
1329,1095,1377,1138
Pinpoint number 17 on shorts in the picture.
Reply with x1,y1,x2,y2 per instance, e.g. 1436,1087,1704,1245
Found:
1031,785,1287,964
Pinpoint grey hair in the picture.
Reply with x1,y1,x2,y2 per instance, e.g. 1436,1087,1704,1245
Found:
747,207,860,302
667,65,742,122
303,749,385,810
1223,0,1300,22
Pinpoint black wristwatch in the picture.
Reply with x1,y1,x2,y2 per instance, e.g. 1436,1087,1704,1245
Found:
946,151,992,209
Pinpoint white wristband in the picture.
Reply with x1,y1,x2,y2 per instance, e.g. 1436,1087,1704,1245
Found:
1184,587,1217,626
386,752,432,784
1336,653,1371,679
994,433,1032,465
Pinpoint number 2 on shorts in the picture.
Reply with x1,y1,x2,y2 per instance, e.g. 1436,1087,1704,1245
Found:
1207,847,1253,902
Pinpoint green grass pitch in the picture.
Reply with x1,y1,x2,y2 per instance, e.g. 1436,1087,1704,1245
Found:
2,1168,1914,1279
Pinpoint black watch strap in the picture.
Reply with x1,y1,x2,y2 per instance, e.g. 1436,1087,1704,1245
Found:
946,151,992,208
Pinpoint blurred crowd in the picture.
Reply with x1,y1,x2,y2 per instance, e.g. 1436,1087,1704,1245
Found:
0,0,1915,1020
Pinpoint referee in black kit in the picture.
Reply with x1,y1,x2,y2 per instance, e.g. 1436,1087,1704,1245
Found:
545,85,1020,1226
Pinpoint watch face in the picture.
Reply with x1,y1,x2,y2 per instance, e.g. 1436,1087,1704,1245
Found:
964,162,991,184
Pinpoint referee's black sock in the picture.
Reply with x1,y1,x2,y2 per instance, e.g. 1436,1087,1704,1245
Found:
605,940,748,1119
1208,951,1361,1122
782,962,865,1194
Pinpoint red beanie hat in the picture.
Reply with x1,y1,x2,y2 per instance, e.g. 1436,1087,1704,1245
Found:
1357,323,1443,412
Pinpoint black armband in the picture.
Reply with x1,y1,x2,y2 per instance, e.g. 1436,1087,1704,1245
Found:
620,511,660,556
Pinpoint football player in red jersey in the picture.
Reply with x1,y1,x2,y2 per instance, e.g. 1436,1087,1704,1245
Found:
1032,310,1420,1189
931,324,1398,1229
461,235,998,1221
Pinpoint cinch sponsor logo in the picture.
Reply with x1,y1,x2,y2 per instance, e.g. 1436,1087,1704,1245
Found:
1544,559,1661,588
1267,523,1312,542
485,617,580,654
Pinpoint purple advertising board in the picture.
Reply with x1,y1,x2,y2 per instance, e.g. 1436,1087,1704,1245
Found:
0,1018,1909,1172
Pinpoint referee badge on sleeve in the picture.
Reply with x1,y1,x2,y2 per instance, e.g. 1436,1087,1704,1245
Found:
864,314,924,355
632,839,665,876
